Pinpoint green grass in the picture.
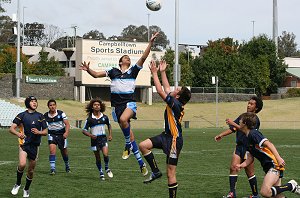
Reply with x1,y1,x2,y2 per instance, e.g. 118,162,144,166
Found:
0,128,299,198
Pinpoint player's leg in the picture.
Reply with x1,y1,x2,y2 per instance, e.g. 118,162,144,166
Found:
94,150,104,181
60,138,70,173
102,145,113,178
167,164,178,198
119,108,133,159
23,158,37,197
225,151,242,198
262,168,300,197
49,143,57,175
140,138,161,183
11,146,27,195
245,159,259,197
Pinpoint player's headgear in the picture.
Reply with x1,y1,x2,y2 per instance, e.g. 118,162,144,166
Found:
25,96,37,109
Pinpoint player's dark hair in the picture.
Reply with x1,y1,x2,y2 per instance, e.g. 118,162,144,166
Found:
119,55,128,67
240,112,257,129
251,96,263,113
25,96,37,109
178,86,191,105
47,99,56,107
85,98,106,115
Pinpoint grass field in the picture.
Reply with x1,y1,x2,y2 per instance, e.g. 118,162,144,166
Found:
6,97,300,129
0,128,299,198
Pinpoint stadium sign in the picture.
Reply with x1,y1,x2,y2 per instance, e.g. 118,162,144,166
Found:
76,39,154,86
26,75,58,84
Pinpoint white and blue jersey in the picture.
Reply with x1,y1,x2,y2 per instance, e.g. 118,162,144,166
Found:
105,64,142,107
83,113,110,136
44,110,67,135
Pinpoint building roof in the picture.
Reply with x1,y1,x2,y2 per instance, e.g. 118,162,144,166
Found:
28,51,76,63
284,57,300,68
286,68,300,78
22,46,56,56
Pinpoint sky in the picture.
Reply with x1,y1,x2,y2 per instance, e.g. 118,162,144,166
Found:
3,0,300,50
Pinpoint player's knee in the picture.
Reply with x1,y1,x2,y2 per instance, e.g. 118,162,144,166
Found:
119,117,128,128
230,164,238,173
260,188,271,197
27,169,34,178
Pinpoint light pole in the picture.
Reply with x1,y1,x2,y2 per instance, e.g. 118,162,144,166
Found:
174,0,179,88
147,13,150,41
212,76,219,128
273,0,278,54
251,20,255,38
16,0,22,98
22,6,26,46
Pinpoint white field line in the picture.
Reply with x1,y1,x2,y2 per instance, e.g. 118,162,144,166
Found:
0,161,15,165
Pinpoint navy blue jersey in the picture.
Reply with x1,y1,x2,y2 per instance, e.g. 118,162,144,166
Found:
106,64,142,107
13,110,47,146
247,129,284,173
229,114,260,145
44,110,67,135
164,94,184,138
83,113,110,136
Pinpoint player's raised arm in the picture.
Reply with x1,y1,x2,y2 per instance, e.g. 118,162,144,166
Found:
79,61,107,78
159,60,171,94
136,32,159,67
149,60,167,100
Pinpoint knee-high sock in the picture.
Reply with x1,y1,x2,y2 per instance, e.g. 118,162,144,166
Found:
16,166,23,186
24,176,32,191
131,140,144,167
271,183,294,196
144,151,159,173
49,154,56,170
168,183,178,198
229,175,238,197
103,155,109,171
248,175,258,196
121,126,131,148
62,155,69,169
96,161,103,173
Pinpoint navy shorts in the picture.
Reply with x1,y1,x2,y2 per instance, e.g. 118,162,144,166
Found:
112,102,137,123
48,134,67,150
235,144,247,161
150,132,183,166
21,144,39,161
91,136,108,151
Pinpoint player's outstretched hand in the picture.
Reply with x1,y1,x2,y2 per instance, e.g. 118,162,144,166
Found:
214,135,222,142
159,60,167,72
149,60,159,74
150,32,159,43
79,61,90,71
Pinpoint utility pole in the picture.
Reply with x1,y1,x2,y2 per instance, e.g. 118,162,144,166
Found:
273,0,278,55
16,0,22,98
251,20,255,38
71,25,78,47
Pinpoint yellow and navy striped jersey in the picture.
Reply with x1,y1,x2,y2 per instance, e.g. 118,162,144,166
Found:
230,114,260,146
247,129,284,173
164,94,184,138
13,110,47,146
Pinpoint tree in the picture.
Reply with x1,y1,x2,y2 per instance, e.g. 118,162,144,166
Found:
191,37,271,96
0,44,33,74
41,24,64,47
24,22,45,46
0,15,15,44
240,34,286,95
120,25,169,51
83,30,105,40
32,49,65,76
278,31,298,58
0,0,11,13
